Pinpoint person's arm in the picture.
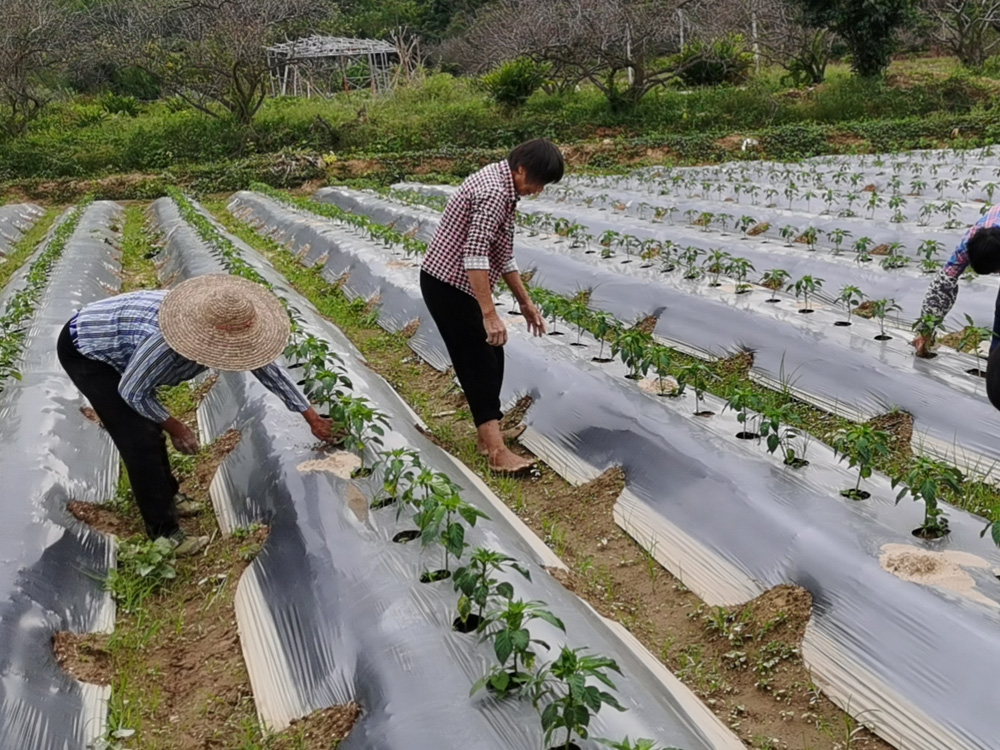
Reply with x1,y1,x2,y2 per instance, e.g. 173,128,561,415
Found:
914,236,972,355
503,269,547,337
468,269,507,346
119,335,200,454
251,363,338,442
464,190,511,347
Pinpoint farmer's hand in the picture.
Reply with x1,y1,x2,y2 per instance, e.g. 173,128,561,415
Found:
165,419,200,455
484,311,508,347
303,407,340,443
912,334,932,357
522,301,547,337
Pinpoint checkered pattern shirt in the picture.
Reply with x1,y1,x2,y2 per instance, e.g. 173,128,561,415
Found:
72,290,309,423
421,160,519,297
921,204,1000,348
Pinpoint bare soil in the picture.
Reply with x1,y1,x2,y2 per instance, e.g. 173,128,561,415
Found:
868,410,914,457
747,222,770,237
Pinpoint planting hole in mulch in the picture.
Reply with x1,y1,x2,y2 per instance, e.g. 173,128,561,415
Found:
840,489,871,501
916,352,939,360
694,410,715,418
370,496,397,510
585,249,596,254
351,466,374,479
392,530,420,544
621,259,633,264
548,331,565,337
874,334,892,341
485,670,530,694
785,457,810,469
834,321,851,327
591,357,614,363
968,368,987,378
913,527,950,541
508,309,523,316
625,373,642,381
660,264,676,273
640,263,652,269
798,308,815,314
570,342,587,348
765,298,780,304
735,289,752,295
549,745,581,750
736,432,759,440
420,569,451,583
709,282,722,288
452,614,483,633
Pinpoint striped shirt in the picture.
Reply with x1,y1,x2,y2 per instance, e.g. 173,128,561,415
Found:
72,290,309,423
421,160,519,297
921,204,1000,327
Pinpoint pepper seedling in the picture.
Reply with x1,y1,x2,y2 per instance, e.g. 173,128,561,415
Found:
956,314,993,377
413,479,489,582
787,275,824,313
644,345,674,396
892,456,962,539
871,298,902,340
675,362,716,415
911,313,944,357
834,285,865,326
611,327,653,380
832,424,892,500
453,547,531,633
760,269,790,303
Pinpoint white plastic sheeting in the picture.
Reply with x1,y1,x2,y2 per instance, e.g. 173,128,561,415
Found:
0,203,44,259
0,202,122,750
152,196,743,750
237,186,1000,750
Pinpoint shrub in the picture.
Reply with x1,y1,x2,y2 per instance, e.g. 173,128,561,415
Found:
674,34,753,87
100,93,140,118
481,57,548,107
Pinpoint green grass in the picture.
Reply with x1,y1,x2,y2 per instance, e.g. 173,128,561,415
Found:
119,203,159,291
0,207,60,294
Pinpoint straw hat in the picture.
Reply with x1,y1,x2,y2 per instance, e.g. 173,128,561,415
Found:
159,274,291,371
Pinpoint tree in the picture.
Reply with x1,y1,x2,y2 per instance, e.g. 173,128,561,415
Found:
95,0,335,126
922,0,1000,67
789,0,918,77
440,0,695,109
0,0,71,136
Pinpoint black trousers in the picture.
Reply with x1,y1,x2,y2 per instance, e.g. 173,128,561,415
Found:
57,321,179,539
420,270,504,426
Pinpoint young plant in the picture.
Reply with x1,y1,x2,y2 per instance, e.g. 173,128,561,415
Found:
540,294,570,335
413,476,490,580
761,269,790,303
892,457,963,539
702,249,732,286
329,395,390,468
727,257,755,294
372,448,423,510
724,385,763,439
675,362,716,415
779,224,798,246
590,311,617,362
611,327,653,380
956,314,993,376
759,403,807,467
529,648,625,750
599,739,671,750
799,226,819,251
787,275,824,313
738,215,757,238
679,246,704,280
453,547,531,632
832,424,892,500
566,296,592,346
834,285,866,326
871,298,902,340
911,314,944,357
473,599,566,697
853,236,874,263
826,228,852,255
645,345,674,396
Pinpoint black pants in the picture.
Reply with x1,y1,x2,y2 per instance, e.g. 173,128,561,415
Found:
57,321,179,539
420,270,504,426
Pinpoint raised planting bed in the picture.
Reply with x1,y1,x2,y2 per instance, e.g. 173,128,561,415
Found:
149,194,743,750
0,203,44,259
235,187,1000,750
313,187,1000,480
0,200,123,750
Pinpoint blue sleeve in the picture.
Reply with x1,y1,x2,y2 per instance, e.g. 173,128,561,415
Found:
251,363,310,413
118,335,178,423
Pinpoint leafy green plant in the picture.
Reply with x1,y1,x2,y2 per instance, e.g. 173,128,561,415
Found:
105,537,177,613
761,269,790,303
892,456,962,539
832,424,892,500
956,314,993,376
679,246,704,279
673,33,753,86
727,257,755,293
871,298,902,340
611,327,653,380
835,285,866,326
529,647,625,750
453,547,531,632
911,313,945,357
702,249,732,286
800,226,819,250
413,480,489,580
787,275,824,313
759,403,807,467
645,345,674,396
725,385,763,438
329,394,390,467
826,227,852,255
372,448,423,510
590,311,617,362
853,236,874,263
473,599,566,698
481,57,548,107
599,738,677,750
675,362,716,415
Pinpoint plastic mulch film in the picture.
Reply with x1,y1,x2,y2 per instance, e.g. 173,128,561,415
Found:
314,187,1000,477
0,203,44,259
0,202,123,750
393,181,999,328
231,189,1000,750
149,196,743,750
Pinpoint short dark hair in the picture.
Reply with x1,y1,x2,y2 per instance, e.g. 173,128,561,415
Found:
967,226,1000,275
508,139,564,185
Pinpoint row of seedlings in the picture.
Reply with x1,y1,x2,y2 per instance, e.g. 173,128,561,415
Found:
168,189,687,750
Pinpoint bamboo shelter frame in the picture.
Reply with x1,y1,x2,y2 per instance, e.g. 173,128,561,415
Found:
266,36,398,97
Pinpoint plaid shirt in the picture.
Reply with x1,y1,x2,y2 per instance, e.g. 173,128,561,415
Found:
72,290,309,423
921,204,1000,348
421,160,519,297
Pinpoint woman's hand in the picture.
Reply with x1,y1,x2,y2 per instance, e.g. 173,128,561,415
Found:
484,311,508,347
164,418,201,455
303,407,343,443
522,301,547,337
912,334,932,357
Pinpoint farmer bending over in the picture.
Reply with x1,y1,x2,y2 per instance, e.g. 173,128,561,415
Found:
420,139,564,476
914,206,1000,356
58,274,335,556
